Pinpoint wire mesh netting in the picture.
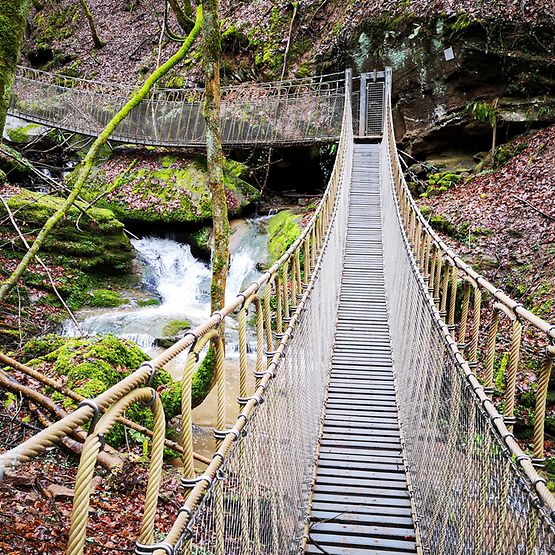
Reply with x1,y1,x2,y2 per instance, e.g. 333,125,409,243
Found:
10,67,346,147
380,131,555,554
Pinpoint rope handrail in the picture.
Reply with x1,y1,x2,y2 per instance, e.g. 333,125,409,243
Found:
382,67,555,537
0,73,354,555
14,65,346,97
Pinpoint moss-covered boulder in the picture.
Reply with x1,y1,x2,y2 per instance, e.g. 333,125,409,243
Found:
1,187,133,274
155,319,192,348
267,209,301,263
22,334,182,448
84,289,128,308
6,123,48,144
85,151,260,225
0,143,33,177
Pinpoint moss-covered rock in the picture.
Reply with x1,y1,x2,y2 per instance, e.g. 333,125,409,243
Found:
84,151,260,225
6,123,47,144
84,289,127,308
0,143,33,177
161,319,191,337
267,209,301,263
25,3,78,68
22,334,182,448
1,187,133,275
190,226,212,258
137,298,161,307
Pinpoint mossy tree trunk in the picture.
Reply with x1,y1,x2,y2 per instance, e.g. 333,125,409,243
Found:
78,0,105,49
189,0,230,409
0,0,32,136
203,0,229,317
0,6,204,304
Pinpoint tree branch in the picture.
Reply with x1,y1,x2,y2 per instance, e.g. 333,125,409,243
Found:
0,5,203,304
511,194,555,223
0,195,82,332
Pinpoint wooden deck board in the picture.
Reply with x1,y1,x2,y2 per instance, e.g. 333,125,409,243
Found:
306,143,417,554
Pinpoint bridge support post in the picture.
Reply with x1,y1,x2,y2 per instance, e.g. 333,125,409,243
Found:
345,68,352,105
358,73,367,137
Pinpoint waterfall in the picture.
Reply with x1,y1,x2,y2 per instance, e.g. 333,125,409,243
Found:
63,217,270,354
132,237,211,318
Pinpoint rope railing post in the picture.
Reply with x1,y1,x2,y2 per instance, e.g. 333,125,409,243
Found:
504,313,523,430
533,346,555,461
468,284,482,366
458,278,472,347
448,264,459,327
484,307,500,390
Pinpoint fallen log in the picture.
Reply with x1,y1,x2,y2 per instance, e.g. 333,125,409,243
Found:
0,370,121,470
0,352,211,465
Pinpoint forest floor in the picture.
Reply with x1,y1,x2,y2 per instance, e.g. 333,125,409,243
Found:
416,123,555,465
419,124,555,325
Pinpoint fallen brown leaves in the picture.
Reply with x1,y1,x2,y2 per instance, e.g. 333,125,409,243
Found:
422,124,555,323
0,445,187,555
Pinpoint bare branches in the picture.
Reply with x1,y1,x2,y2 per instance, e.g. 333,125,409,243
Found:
0,195,82,332
0,6,203,304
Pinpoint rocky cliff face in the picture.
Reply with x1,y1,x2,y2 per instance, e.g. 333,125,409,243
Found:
20,1,555,157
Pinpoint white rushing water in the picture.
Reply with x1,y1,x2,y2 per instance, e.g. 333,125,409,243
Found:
63,217,270,354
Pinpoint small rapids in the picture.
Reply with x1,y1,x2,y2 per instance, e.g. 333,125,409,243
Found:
63,217,271,356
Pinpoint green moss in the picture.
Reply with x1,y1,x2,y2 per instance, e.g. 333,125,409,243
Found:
6,123,44,144
137,298,161,307
0,143,34,176
190,226,212,256
23,334,182,448
267,210,301,263
545,456,555,492
27,3,78,68
494,352,509,391
85,154,260,225
447,13,481,33
419,205,432,219
494,142,527,168
84,289,127,308
161,319,191,337
192,346,215,408
420,172,461,198
21,333,65,360
1,188,133,275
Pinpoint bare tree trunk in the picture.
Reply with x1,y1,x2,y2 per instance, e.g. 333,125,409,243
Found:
491,98,499,156
281,1,299,80
187,0,230,408
78,0,105,49
0,6,203,304
168,0,194,33
203,0,229,316
0,0,32,135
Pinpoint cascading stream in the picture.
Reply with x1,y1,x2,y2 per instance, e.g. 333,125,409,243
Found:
63,217,270,356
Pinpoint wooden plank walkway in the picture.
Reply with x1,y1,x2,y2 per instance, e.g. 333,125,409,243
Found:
306,143,417,555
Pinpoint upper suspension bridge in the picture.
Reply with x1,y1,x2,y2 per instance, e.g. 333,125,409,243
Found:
9,66,384,147
1,67,555,555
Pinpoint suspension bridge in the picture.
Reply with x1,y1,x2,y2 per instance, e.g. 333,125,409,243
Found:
2,67,555,555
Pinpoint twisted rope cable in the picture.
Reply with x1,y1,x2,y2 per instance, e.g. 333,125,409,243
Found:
484,309,500,388
458,281,471,345
448,264,459,326
67,388,165,555
504,316,523,427
469,286,482,364
533,348,555,459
